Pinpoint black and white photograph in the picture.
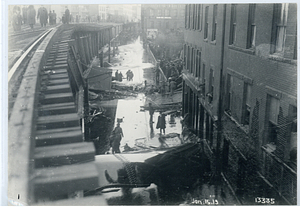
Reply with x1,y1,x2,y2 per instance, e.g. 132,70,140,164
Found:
4,1,298,206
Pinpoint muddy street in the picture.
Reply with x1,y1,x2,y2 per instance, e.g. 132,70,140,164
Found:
89,37,183,154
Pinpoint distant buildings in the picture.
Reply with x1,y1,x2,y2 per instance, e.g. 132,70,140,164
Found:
182,4,297,204
141,4,185,33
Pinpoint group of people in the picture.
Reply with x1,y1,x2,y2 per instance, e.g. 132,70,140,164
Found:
10,5,71,31
159,58,183,79
109,103,167,154
114,70,124,82
126,70,134,81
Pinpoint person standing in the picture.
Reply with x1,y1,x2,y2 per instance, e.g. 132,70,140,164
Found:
27,5,36,30
48,11,52,25
112,123,124,154
118,72,123,82
156,112,166,134
115,70,119,81
149,103,154,123
37,5,48,27
52,10,56,24
22,6,27,25
126,70,130,81
65,7,70,24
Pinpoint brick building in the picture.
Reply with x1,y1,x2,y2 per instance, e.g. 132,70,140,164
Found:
182,4,297,204
141,4,185,33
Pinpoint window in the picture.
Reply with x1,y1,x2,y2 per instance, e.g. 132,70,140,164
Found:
211,4,218,41
226,74,233,113
267,96,280,145
202,64,206,95
208,69,214,103
150,9,154,17
247,4,256,48
289,105,297,162
271,3,289,53
198,4,202,30
157,9,161,16
191,48,194,73
187,46,190,70
184,44,187,67
204,6,209,39
195,5,199,30
189,5,193,29
151,21,154,28
185,5,188,28
165,9,170,16
229,4,237,45
196,51,201,78
174,9,178,17
243,84,251,125
193,5,197,29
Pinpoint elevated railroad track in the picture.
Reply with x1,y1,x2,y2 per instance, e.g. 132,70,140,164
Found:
8,23,126,205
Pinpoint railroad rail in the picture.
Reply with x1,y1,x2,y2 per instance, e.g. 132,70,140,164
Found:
7,22,131,205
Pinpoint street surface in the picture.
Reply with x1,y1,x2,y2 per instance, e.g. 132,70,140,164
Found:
107,37,183,152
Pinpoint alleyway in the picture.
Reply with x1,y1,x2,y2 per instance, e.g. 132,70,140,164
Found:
91,37,183,153
87,36,240,205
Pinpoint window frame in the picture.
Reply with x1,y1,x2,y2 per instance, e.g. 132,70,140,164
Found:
246,4,256,49
271,3,289,54
229,4,237,45
211,4,218,41
204,6,209,40
266,95,280,145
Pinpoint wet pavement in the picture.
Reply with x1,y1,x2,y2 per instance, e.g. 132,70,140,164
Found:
104,37,183,152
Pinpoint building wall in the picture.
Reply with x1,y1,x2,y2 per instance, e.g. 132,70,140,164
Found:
182,3,297,204
141,4,185,32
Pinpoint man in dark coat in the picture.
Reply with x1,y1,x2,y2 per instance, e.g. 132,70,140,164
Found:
52,10,57,24
27,5,36,30
65,7,70,24
149,103,155,123
37,5,48,27
156,112,166,134
112,123,124,154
